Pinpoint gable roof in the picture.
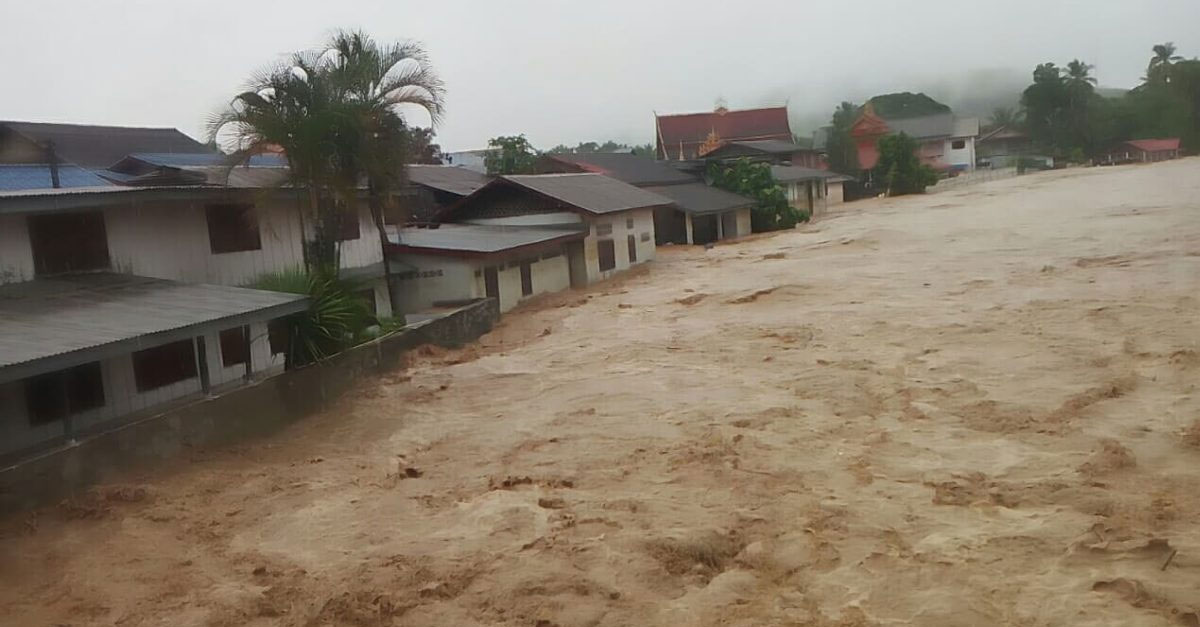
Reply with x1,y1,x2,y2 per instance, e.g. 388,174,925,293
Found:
700,139,814,160
501,174,674,215
656,106,792,159
540,153,695,186
1125,138,1180,152
886,113,956,140
643,183,753,215
979,125,1029,142
770,165,839,182
387,224,585,256
0,121,213,168
407,165,492,196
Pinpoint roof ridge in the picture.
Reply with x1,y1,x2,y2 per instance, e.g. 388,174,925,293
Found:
1,120,185,132
656,105,787,119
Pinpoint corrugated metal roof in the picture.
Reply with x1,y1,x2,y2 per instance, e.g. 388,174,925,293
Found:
540,153,696,186
726,140,807,154
0,273,307,382
643,183,754,215
1125,138,1180,152
886,114,955,139
181,165,292,188
0,164,114,191
129,153,287,168
770,165,838,182
388,224,584,254
407,165,491,196
656,107,793,159
501,173,674,215
951,117,980,138
0,121,213,168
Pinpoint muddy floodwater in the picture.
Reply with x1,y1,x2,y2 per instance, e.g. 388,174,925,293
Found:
2,160,1199,626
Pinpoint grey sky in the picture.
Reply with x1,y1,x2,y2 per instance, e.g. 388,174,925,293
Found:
2,0,1197,151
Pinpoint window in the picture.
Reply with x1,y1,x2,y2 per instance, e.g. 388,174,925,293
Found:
28,211,110,275
627,234,637,263
219,327,250,368
951,139,966,150
268,318,291,356
626,217,634,229
205,204,261,254
520,262,533,296
338,206,361,241
24,362,105,425
132,340,197,392
595,223,613,236
597,239,616,271
640,232,650,243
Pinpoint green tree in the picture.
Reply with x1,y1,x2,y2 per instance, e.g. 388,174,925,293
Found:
825,101,860,175
1147,42,1183,84
874,133,938,196
707,158,802,231
485,135,539,174
987,106,1024,131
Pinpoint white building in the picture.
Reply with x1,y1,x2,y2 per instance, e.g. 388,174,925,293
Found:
388,173,669,317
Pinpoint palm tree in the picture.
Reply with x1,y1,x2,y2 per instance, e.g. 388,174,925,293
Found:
1148,42,1183,84
987,106,1024,131
1065,60,1097,89
319,29,445,313
208,53,363,271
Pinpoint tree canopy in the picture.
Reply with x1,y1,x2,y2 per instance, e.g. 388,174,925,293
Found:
545,140,654,156
866,92,951,119
707,159,803,231
875,133,938,196
484,135,539,175
824,101,860,175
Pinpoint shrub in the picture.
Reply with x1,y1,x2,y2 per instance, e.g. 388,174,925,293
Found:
250,267,376,366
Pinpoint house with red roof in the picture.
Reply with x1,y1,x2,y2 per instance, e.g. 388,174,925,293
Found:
655,105,793,160
848,104,980,176
1098,138,1181,165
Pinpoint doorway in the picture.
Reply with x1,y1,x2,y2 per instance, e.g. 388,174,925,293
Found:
484,266,500,301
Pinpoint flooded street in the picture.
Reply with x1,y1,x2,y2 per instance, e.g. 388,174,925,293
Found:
3,160,1199,626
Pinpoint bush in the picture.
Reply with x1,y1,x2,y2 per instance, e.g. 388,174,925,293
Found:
709,159,799,232
875,133,938,195
250,267,376,366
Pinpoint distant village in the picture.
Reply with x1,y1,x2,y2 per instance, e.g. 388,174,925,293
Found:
0,36,1190,465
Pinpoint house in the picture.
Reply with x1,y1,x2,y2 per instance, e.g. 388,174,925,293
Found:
1098,138,1182,165
697,139,825,169
655,105,793,160
976,125,1032,167
0,120,212,169
770,166,848,218
397,165,492,223
388,173,671,315
0,120,415,458
537,152,753,245
694,139,847,215
849,105,979,175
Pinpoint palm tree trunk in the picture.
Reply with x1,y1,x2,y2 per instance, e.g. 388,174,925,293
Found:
368,182,398,316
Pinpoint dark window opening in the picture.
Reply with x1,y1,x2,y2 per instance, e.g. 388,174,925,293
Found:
951,139,966,150
205,203,261,254
626,217,634,229
24,362,105,426
268,318,291,356
28,211,110,276
338,206,361,241
133,340,197,392
219,327,250,368
627,234,638,263
640,232,651,242
358,289,377,315
597,239,616,272
595,223,613,236
520,262,533,296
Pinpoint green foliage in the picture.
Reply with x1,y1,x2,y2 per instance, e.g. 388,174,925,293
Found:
867,92,951,119
251,267,376,366
1021,44,1200,157
485,134,539,174
825,101,860,175
546,140,655,156
987,106,1024,131
875,133,938,195
707,159,801,232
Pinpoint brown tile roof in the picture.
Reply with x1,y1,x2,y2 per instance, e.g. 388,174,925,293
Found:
0,121,212,168
656,107,792,160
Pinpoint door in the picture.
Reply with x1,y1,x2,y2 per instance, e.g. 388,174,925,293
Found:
720,212,738,239
627,234,637,263
520,262,533,296
484,266,500,301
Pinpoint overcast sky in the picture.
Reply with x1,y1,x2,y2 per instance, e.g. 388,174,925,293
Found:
2,0,1198,151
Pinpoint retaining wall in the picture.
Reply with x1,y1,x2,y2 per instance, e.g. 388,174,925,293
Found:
0,298,499,512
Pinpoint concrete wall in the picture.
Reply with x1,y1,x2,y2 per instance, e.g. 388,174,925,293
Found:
734,208,752,237
0,299,500,512
390,253,481,314
2,197,383,287
0,320,282,457
828,182,845,205
583,208,655,282
943,137,976,171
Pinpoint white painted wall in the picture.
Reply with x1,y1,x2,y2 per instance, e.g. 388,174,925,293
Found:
735,208,752,236
943,137,976,170
0,214,33,285
4,197,383,288
828,182,845,205
582,208,655,283
0,319,284,456
390,253,481,314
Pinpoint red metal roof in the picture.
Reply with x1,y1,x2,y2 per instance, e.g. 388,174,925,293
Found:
1125,138,1180,152
656,106,792,159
